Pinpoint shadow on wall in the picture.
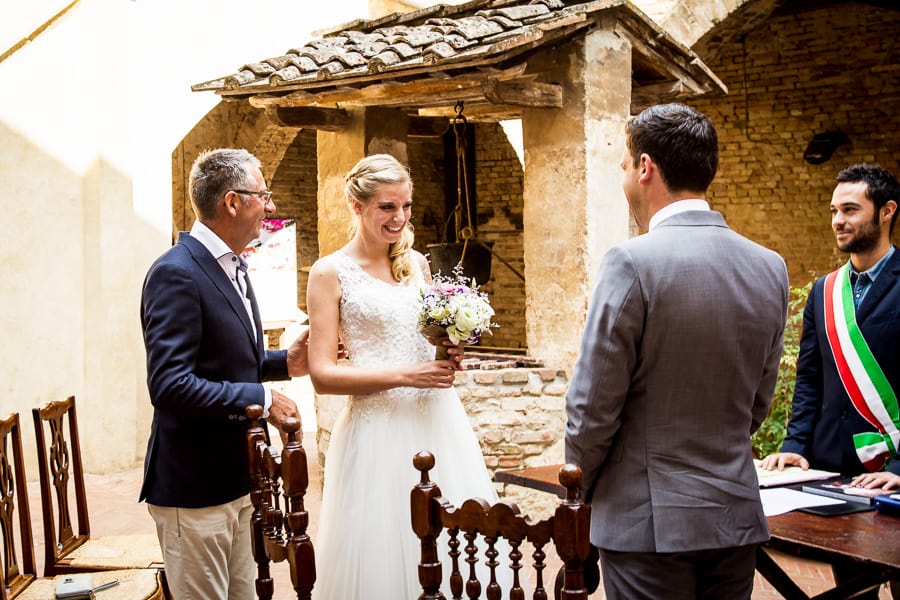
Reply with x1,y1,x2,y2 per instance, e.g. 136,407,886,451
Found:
0,117,164,479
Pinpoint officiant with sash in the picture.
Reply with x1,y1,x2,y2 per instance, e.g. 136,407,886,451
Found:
760,163,900,599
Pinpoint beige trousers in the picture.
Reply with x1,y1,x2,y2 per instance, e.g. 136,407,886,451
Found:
148,495,254,600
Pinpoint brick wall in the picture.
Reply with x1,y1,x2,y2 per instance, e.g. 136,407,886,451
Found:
408,135,447,258
473,123,527,350
690,3,900,286
267,129,318,311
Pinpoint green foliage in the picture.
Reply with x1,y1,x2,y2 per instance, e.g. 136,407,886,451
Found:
751,281,813,459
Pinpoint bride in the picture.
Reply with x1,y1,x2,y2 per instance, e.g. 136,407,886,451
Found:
306,154,514,598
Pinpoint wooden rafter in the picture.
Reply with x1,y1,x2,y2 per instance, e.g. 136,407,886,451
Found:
248,63,562,112
264,106,350,131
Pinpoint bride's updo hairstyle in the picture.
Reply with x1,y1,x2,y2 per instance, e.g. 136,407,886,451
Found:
345,154,416,283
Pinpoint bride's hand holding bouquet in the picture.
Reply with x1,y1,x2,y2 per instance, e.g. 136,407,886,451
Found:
417,266,498,362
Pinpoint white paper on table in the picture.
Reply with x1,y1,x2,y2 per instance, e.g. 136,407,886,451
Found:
754,460,839,487
760,487,845,516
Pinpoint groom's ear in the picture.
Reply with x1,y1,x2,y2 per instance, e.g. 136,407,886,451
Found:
638,154,654,183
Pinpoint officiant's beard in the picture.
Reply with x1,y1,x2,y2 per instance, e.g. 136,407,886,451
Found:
836,214,881,255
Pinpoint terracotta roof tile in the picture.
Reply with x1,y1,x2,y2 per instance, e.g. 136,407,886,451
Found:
192,0,726,103
369,49,403,72
438,15,506,38
270,65,302,84
193,0,599,94
476,4,551,21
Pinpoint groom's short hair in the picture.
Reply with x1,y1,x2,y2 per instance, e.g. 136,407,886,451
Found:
626,103,719,195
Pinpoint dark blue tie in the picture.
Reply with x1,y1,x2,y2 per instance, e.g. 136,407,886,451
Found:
236,258,260,343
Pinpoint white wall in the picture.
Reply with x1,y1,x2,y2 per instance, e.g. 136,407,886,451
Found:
0,0,366,475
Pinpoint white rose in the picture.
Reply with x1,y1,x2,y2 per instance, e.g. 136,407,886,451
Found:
446,324,466,345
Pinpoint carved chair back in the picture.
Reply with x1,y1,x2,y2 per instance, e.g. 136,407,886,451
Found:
0,412,36,600
30,396,91,575
411,451,592,600
245,405,315,600
31,396,164,580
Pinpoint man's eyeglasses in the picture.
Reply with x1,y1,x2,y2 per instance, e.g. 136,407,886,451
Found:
232,189,273,204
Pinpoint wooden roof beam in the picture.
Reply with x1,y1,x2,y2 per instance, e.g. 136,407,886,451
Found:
483,78,562,108
408,116,450,137
630,80,686,114
264,105,350,131
614,18,727,98
251,74,562,112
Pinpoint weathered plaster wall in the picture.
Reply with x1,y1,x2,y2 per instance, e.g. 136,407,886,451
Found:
1,0,369,477
1,120,86,475
522,30,633,373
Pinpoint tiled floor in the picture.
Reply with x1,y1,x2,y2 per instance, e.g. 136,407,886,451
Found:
25,434,894,599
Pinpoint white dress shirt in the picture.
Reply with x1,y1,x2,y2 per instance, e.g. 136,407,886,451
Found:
189,221,271,412
649,199,710,232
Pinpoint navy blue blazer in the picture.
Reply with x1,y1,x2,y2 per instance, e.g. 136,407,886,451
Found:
139,232,289,507
782,247,900,476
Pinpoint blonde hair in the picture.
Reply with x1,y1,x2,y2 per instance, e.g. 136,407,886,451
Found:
345,154,416,282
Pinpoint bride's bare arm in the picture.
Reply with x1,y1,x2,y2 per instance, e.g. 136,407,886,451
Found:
306,259,456,395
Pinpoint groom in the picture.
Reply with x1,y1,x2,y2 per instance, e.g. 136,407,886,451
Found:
140,148,309,598
565,104,789,599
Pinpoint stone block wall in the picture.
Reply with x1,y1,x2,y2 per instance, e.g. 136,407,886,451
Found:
690,3,900,286
456,365,568,516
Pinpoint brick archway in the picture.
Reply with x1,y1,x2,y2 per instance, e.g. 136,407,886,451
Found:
650,0,778,56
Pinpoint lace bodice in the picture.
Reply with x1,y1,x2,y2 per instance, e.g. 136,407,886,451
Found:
324,251,436,411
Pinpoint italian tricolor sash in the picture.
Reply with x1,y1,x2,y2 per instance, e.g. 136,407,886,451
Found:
823,264,900,471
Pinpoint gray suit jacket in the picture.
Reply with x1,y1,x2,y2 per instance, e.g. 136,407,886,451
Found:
565,210,788,553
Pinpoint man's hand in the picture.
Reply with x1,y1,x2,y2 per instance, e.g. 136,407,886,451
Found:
286,326,310,377
759,452,809,471
851,471,900,491
268,389,302,445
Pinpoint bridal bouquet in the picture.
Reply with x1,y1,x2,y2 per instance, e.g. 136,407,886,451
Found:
417,266,498,360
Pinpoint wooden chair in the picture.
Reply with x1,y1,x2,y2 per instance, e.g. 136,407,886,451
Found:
31,396,164,576
1,411,164,600
245,404,315,600
411,451,592,600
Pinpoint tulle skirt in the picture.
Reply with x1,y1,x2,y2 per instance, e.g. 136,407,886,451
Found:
313,387,515,599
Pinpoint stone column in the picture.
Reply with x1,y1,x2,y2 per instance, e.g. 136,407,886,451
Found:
521,26,633,373
316,109,366,257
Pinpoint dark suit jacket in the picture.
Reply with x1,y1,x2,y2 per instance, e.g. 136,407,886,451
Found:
781,247,900,476
139,232,289,507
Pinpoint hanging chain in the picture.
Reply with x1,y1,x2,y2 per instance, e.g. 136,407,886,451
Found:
452,101,475,267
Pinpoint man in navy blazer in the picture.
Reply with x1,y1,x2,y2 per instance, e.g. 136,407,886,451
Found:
140,148,309,599
762,164,900,599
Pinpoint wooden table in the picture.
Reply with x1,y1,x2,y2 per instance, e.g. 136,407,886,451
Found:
494,465,900,599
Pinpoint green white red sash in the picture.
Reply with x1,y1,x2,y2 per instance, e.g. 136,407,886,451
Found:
823,264,900,471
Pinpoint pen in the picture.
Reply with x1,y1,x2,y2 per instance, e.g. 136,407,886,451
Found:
93,580,120,593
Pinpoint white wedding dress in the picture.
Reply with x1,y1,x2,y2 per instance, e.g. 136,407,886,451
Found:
312,250,514,599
